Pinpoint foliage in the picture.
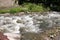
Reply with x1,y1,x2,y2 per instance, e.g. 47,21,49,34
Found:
22,3,49,12
18,0,60,11
0,10,9,14
9,7,22,13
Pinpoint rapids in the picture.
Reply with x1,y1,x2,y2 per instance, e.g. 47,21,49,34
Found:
0,12,60,40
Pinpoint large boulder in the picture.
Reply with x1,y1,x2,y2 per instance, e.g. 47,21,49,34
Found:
0,32,9,40
0,0,15,8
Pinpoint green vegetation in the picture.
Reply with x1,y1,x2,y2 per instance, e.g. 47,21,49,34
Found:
0,7,22,14
18,0,60,11
0,0,60,14
0,3,50,14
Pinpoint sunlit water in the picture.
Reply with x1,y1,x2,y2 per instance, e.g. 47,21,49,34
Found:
0,12,60,40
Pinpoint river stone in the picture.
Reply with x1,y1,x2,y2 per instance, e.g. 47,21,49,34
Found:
17,20,24,23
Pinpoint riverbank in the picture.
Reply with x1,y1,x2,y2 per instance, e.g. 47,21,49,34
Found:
0,3,50,14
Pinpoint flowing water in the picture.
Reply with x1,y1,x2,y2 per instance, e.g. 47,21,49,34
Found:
0,12,60,40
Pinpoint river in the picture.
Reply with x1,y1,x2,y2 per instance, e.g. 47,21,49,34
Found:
0,12,60,40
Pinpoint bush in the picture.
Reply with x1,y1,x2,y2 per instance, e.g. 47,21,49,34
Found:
18,0,60,11
22,3,49,12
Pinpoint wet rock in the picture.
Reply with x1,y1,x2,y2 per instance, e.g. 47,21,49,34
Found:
0,27,5,33
4,33,21,40
0,32,9,40
17,20,24,23
19,27,27,34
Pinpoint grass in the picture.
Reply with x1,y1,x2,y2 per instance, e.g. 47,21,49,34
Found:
0,7,22,14
0,3,50,14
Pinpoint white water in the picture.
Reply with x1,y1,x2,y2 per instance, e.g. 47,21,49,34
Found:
0,12,60,40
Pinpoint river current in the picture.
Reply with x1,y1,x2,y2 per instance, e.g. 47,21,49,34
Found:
0,12,60,40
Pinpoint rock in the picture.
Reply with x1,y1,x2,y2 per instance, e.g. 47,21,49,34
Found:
4,33,21,40
19,27,27,34
0,0,15,8
0,32,9,40
0,13,10,16
16,20,24,23
17,20,22,23
16,12,25,16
